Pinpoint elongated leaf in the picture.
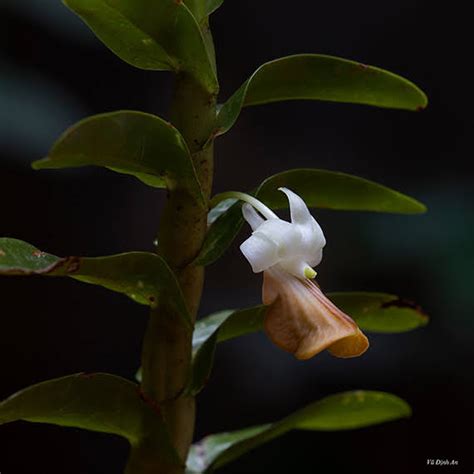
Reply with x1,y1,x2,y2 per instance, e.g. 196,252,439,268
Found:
188,306,266,394
187,391,411,472
0,238,191,325
188,293,427,393
205,0,224,16
185,0,223,22
189,292,426,393
330,292,428,333
215,54,427,136
0,373,145,442
197,200,244,266
196,293,427,342
195,169,426,265
32,111,205,206
148,290,427,393
0,238,61,273
0,373,180,464
64,0,217,91
257,169,426,213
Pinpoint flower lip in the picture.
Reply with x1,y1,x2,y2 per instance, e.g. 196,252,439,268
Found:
263,267,369,360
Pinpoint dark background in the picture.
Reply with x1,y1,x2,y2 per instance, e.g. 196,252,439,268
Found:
0,1,471,473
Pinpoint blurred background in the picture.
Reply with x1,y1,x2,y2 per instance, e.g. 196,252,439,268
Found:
0,0,471,473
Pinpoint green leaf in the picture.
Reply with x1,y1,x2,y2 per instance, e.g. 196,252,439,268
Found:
195,168,426,265
187,391,411,472
188,306,266,394
184,0,223,22
205,0,224,16
0,373,182,466
63,0,217,92
32,111,205,206
0,238,61,273
288,391,411,431
0,238,191,326
0,373,166,446
215,54,427,136
330,292,429,333
195,199,243,266
256,169,427,213
197,294,427,343
0,373,140,440
187,293,427,393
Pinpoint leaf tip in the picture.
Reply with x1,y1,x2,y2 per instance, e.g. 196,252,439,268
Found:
404,196,428,215
415,89,429,111
417,201,428,213
31,157,49,170
380,392,412,419
381,296,429,329
399,399,412,419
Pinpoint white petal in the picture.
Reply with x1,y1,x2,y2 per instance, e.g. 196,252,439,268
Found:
279,188,326,266
307,247,323,267
254,219,302,257
242,203,265,231
303,218,326,247
240,233,279,273
279,187,312,225
299,218,326,265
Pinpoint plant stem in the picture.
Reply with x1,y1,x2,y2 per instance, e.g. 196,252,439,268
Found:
127,54,217,474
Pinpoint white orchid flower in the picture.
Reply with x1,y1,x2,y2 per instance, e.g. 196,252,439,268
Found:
239,188,369,360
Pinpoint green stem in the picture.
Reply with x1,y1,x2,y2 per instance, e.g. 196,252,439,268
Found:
126,50,217,474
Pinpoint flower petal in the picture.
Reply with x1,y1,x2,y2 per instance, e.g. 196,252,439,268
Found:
279,187,313,226
279,187,326,266
262,268,369,359
254,219,300,250
240,233,279,273
306,246,324,268
242,203,265,231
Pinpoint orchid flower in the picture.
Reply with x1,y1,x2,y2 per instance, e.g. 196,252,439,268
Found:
238,188,369,360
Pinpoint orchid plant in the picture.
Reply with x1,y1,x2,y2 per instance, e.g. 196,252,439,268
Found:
0,1,429,473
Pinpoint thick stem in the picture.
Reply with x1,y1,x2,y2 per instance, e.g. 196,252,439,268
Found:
124,436,182,474
128,70,217,473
